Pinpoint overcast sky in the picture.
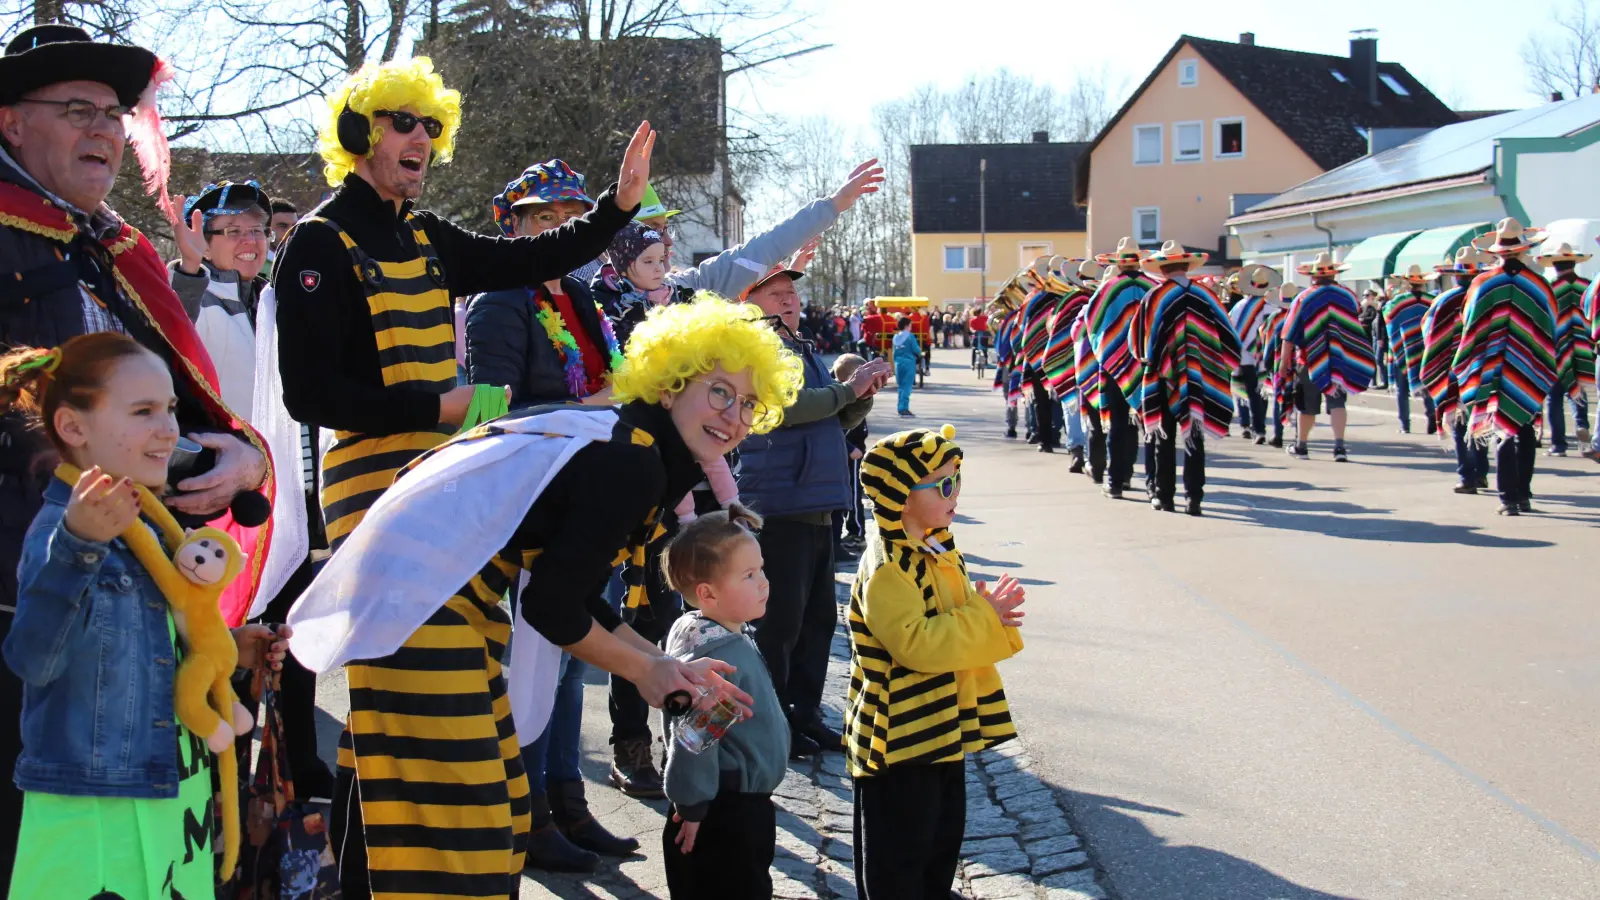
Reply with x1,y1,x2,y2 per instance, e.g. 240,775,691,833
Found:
727,0,1573,137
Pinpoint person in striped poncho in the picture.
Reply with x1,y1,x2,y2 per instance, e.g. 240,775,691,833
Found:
1018,265,1070,452
1383,265,1441,435
1421,247,1496,494
1454,219,1558,516
1225,264,1283,444
1280,252,1376,462
1533,242,1594,456
1087,238,1157,499
1129,242,1242,516
1041,259,1100,472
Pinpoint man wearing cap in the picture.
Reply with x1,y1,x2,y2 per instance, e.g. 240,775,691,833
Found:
1383,265,1440,435
1535,242,1594,457
1226,264,1282,444
0,24,274,891
1280,252,1375,462
1454,219,1559,515
1421,247,1495,494
1130,242,1241,516
1086,238,1157,499
738,262,889,758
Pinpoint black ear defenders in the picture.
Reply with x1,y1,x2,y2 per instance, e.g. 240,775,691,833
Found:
337,103,371,156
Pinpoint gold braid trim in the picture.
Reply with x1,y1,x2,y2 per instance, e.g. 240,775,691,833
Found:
0,210,75,243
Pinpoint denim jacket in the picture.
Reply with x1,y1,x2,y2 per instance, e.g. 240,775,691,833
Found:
4,478,183,798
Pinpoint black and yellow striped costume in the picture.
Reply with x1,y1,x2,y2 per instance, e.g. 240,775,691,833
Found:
335,410,666,900
846,426,1022,778
309,214,456,549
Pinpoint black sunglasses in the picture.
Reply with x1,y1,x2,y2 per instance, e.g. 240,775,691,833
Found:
374,109,444,139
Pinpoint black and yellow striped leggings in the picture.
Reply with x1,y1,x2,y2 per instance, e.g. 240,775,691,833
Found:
331,592,530,900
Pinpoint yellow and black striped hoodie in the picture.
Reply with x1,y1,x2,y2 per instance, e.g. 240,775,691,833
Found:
845,425,1022,778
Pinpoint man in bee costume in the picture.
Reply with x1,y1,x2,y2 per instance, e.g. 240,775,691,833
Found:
289,298,797,899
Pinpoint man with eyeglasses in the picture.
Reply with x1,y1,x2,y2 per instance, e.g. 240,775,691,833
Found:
0,24,275,896
737,261,890,759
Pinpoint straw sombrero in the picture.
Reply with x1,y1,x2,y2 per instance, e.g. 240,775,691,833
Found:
1141,240,1208,274
1434,246,1495,275
1296,251,1348,277
1471,218,1546,256
1534,241,1593,266
1229,263,1283,297
1067,259,1105,290
1095,236,1151,267
1385,264,1439,290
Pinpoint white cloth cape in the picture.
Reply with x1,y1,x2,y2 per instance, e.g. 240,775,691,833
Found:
248,286,309,618
286,407,621,742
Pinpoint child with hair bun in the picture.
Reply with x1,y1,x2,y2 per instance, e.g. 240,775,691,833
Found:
659,508,789,899
0,333,287,897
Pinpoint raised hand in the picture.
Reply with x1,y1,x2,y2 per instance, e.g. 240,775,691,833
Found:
616,121,658,211
831,159,886,214
174,201,208,275
63,466,140,543
976,575,1026,628
789,236,823,273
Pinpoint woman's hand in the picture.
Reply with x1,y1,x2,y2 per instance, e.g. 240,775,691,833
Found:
976,575,1026,628
234,623,291,671
616,121,658,211
683,656,755,717
173,202,208,276
63,466,139,543
672,814,700,853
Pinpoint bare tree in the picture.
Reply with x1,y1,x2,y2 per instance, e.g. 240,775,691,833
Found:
1520,0,1600,98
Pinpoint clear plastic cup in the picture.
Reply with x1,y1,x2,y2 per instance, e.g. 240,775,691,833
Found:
675,697,741,754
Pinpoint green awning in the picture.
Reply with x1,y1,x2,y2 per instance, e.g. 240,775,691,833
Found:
1390,222,1492,274
1339,230,1422,281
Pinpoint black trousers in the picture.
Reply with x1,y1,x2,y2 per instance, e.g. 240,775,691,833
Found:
1086,404,1107,481
753,518,837,728
854,762,966,900
1029,377,1060,450
1104,385,1139,489
663,792,775,899
835,456,866,540
252,555,325,786
1235,364,1268,434
610,601,670,745
1148,399,1205,504
1496,422,1538,505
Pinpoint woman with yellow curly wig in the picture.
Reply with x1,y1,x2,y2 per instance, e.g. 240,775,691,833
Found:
287,296,800,900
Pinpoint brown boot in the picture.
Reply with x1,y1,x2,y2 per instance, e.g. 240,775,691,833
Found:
550,779,640,857
607,737,664,798
524,793,598,873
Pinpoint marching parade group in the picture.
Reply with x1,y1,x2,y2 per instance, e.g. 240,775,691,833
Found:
983,220,1596,518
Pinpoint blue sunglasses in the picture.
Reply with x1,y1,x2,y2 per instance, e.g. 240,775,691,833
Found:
910,473,961,499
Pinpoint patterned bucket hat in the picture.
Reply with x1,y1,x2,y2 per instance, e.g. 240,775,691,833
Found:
492,159,594,237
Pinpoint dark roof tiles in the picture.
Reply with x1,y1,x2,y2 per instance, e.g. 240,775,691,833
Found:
910,142,1089,234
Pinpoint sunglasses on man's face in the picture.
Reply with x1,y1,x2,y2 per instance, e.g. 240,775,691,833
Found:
374,109,444,139
910,472,961,499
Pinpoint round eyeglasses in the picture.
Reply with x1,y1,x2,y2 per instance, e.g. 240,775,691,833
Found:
698,379,768,427
910,472,961,499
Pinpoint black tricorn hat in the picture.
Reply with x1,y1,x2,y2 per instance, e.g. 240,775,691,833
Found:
0,24,157,108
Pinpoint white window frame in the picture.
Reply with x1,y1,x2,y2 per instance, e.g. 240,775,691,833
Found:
943,244,985,272
1172,120,1204,163
1019,242,1053,266
1214,117,1246,159
1133,123,1163,166
1178,59,1198,87
1134,207,1160,245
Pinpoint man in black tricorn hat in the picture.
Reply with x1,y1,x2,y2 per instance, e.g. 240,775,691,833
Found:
0,24,275,893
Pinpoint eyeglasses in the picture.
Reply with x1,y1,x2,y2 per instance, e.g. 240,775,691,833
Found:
697,378,768,427
17,98,129,130
374,109,444,139
910,472,961,499
205,225,269,240
525,208,580,227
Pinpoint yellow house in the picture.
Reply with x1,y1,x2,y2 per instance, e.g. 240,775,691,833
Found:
1075,32,1456,267
910,137,1088,307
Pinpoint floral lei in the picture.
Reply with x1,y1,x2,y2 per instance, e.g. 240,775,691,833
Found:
531,288,625,398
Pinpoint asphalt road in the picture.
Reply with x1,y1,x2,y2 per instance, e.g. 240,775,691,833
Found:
900,348,1600,900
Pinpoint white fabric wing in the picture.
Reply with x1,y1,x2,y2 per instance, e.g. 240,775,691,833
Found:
249,286,309,618
287,409,620,674
509,569,562,742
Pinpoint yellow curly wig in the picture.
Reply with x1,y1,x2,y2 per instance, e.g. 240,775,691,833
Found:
317,57,463,187
611,294,803,434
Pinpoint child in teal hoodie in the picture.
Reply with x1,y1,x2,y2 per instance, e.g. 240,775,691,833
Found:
660,509,789,899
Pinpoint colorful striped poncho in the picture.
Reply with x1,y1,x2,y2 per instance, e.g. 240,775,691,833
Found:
1043,289,1091,404
1020,289,1064,377
1228,294,1268,405
1086,270,1157,408
1419,285,1469,424
993,310,1025,402
1382,289,1433,388
1551,271,1595,399
1129,279,1241,441
1281,283,1375,396
1584,277,1599,344
1452,264,1557,440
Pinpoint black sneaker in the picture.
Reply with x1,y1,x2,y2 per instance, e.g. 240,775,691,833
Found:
1240,428,1254,441
797,718,845,753
1005,428,1018,439
1497,503,1520,516
1288,443,1309,459
1067,449,1086,474
789,731,822,760
1333,445,1349,463
1452,482,1478,495
1267,436,1283,448
1476,478,1489,490
1255,434,1267,445
1104,485,1123,500
1185,497,1203,517
1518,499,1534,513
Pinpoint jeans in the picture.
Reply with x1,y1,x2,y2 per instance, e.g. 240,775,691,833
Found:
1394,366,1436,432
521,652,587,794
1453,419,1490,484
1234,364,1268,434
1372,334,1389,387
895,359,917,413
1063,401,1085,451
1496,422,1537,505
1546,393,1591,452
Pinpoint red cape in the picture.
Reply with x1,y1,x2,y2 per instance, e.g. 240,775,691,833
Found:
0,182,274,625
